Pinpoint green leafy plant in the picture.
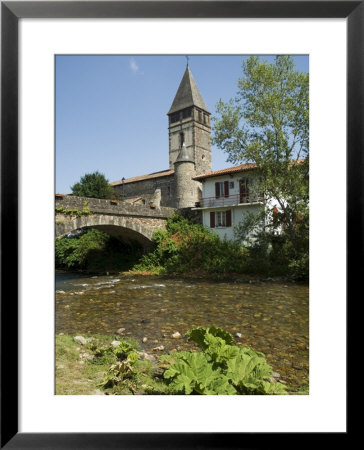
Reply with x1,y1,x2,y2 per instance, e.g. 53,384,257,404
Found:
161,326,287,395
134,214,246,275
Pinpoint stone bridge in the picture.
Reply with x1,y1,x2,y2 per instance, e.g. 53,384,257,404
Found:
55,195,176,249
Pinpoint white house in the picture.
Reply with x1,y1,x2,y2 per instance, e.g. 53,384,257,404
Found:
193,163,265,242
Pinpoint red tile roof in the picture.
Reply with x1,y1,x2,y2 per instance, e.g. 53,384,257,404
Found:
193,163,257,181
111,169,174,186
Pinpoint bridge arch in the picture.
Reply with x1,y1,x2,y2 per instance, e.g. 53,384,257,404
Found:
55,214,164,250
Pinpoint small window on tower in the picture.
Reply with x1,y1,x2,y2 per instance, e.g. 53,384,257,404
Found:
171,112,180,123
179,132,185,147
182,108,191,119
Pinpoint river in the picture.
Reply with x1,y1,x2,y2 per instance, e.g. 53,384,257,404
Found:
56,271,309,389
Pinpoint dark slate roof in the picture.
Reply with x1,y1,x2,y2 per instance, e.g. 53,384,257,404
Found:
168,66,209,115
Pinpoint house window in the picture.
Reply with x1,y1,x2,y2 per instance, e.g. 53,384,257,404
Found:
210,210,232,228
215,181,229,198
216,211,226,227
240,178,250,203
229,181,234,189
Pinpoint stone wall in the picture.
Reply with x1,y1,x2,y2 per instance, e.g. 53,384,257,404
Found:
55,195,176,219
112,174,176,208
178,207,203,224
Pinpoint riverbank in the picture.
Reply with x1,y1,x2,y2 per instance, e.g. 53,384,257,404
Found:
56,332,308,395
57,267,308,285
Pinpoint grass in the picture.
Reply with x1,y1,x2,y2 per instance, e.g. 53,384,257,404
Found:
55,334,169,395
56,333,308,395
55,334,114,395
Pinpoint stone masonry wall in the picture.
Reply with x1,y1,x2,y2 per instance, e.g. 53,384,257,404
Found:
112,174,176,208
55,195,176,219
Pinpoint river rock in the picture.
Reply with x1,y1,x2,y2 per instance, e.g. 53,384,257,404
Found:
137,351,156,362
111,340,121,348
80,352,94,361
56,290,66,295
172,332,181,339
272,372,281,379
152,345,165,352
74,336,87,346
142,337,148,343
116,328,126,335
235,332,243,338
152,367,164,378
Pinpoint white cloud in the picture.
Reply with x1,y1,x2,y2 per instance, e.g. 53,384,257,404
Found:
129,57,139,74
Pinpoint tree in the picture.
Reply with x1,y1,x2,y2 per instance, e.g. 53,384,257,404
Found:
213,56,309,255
71,171,113,199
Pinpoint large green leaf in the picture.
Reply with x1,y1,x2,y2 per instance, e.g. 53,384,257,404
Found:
186,326,234,350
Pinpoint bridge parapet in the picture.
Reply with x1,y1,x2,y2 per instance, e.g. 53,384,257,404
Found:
55,195,176,219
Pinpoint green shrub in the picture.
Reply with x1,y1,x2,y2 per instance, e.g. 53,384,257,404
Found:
134,214,245,275
161,326,287,395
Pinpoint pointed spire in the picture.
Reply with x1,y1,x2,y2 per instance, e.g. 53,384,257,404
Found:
168,66,209,115
175,143,194,164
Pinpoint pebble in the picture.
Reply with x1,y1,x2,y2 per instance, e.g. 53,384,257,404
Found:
142,337,148,343
116,328,125,335
172,332,181,339
56,290,66,294
80,352,94,361
74,336,87,346
272,372,281,378
137,351,156,362
235,333,243,338
152,345,165,351
111,340,121,348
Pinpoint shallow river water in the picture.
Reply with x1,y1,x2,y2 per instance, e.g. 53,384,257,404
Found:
56,272,309,388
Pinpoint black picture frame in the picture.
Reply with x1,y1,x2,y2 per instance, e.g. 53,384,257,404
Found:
1,1,357,448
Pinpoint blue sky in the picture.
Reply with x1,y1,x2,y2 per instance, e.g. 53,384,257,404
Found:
56,55,308,193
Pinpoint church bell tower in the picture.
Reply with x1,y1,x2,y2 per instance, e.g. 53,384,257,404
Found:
167,65,212,176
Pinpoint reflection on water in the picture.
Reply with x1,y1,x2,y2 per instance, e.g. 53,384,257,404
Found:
56,272,309,388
